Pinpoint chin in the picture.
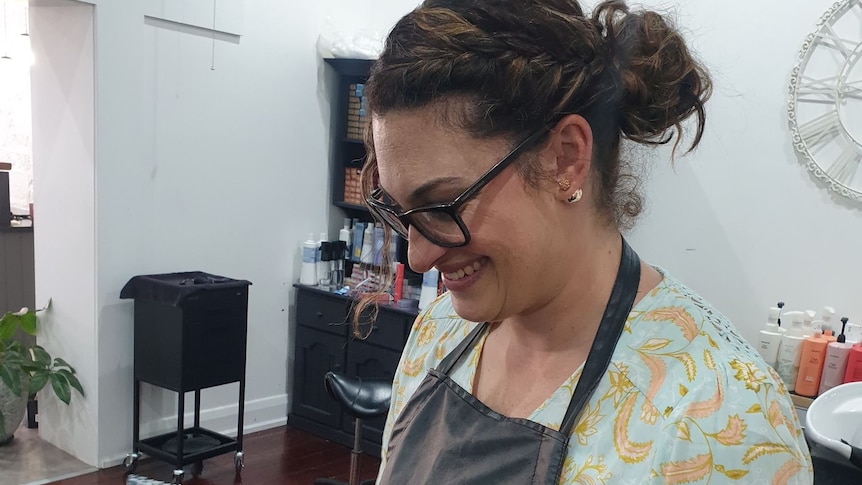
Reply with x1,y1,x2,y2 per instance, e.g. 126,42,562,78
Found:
448,294,498,323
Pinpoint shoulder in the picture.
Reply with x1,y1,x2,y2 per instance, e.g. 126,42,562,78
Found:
618,269,770,408
605,270,811,483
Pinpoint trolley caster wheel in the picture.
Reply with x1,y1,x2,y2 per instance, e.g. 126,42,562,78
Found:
234,451,244,473
171,468,184,484
123,453,139,474
192,461,204,476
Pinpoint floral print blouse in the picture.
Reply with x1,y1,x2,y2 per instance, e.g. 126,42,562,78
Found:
377,269,813,484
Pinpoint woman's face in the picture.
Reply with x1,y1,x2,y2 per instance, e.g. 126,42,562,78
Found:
372,107,580,323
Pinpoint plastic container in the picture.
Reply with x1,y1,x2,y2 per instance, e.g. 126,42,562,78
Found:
339,218,352,260
418,268,440,310
820,317,852,395
795,331,830,397
776,311,806,392
360,223,374,264
299,233,318,285
756,306,783,368
843,340,862,384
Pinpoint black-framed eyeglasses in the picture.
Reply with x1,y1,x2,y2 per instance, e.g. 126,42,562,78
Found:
366,127,549,248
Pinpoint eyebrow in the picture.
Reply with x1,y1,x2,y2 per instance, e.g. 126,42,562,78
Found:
406,177,465,206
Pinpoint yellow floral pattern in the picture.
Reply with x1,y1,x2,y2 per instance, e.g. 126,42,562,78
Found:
377,270,813,484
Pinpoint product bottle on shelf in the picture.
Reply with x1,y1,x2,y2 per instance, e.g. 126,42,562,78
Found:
795,331,829,397
819,317,853,395
418,268,440,311
776,311,806,392
360,223,374,264
812,306,836,336
317,241,333,289
316,232,328,284
372,223,385,267
843,331,862,384
802,310,817,337
756,306,783,368
352,221,365,263
299,233,318,285
775,301,785,327
339,218,352,260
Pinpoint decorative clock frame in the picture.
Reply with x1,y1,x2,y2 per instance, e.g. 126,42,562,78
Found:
788,0,862,202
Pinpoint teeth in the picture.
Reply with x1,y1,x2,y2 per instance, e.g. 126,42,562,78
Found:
444,260,484,281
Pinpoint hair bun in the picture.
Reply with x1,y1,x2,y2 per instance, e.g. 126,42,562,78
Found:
592,1,712,153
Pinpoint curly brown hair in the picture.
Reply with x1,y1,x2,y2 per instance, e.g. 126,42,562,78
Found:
352,0,712,330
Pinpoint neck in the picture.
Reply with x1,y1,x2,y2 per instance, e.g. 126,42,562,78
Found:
499,228,625,355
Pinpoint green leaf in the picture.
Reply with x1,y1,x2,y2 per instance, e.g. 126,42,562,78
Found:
28,371,49,394
50,373,71,405
0,315,17,341
53,358,74,371
0,364,22,396
30,346,51,366
19,312,37,335
57,369,84,398
19,362,44,373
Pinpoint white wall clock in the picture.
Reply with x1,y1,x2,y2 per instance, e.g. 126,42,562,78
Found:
788,0,862,202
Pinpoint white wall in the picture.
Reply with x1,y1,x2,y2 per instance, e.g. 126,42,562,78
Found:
29,0,97,466
624,0,862,347
30,0,418,468
0,1,34,215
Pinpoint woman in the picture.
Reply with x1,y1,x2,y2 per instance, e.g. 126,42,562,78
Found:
359,1,813,483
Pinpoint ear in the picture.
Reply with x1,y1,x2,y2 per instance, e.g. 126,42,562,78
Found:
546,114,593,202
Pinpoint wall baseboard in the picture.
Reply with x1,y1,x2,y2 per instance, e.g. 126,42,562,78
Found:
100,394,288,469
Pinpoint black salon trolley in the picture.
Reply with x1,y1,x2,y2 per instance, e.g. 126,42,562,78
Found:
120,272,252,484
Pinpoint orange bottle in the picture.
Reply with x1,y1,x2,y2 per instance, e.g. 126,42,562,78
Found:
844,341,862,384
795,332,829,397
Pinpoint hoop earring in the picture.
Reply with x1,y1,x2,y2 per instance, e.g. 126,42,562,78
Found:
567,189,583,204
558,178,572,192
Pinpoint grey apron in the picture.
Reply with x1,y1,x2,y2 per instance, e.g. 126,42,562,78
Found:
379,239,641,484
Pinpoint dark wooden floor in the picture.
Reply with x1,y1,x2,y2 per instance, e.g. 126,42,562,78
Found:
50,426,380,485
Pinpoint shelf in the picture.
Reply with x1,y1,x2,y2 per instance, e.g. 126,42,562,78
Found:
342,137,365,145
335,201,369,212
136,426,238,466
790,393,813,410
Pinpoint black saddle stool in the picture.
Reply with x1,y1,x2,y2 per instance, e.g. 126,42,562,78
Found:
315,371,392,485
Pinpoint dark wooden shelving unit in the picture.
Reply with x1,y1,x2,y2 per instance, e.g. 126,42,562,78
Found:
288,58,418,458
325,58,374,211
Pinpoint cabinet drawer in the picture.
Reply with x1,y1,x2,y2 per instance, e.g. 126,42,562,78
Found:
296,290,349,336
353,309,412,352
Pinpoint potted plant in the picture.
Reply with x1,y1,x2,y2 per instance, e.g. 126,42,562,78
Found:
0,301,84,444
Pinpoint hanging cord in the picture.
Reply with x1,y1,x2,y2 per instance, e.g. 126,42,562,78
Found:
210,0,216,70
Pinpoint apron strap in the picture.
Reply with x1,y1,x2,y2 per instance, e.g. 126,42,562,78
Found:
559,237,640,436
439,321,489,375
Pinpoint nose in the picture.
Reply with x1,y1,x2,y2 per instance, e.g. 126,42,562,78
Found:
407,226,446,274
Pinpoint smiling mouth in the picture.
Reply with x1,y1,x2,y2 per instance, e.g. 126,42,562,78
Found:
443,259,485,281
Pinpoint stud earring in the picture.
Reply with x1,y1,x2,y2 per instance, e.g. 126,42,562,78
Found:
567,188,583,204
558,178,572,192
